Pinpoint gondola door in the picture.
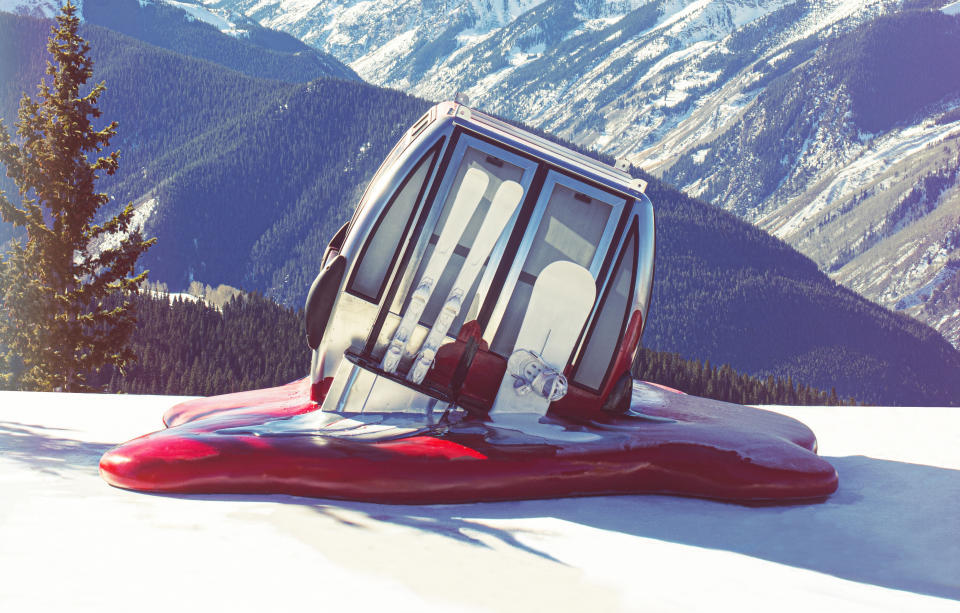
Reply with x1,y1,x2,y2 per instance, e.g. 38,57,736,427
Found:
485,171,625,358
368,136,538,388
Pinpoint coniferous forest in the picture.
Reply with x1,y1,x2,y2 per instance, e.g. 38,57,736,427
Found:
632,348,852,406
100,292,309,396
104,290,852,406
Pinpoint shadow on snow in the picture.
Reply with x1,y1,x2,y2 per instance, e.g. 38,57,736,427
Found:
165,456,960,600
6,420,956,601
160,455,960,602
0,421,113,477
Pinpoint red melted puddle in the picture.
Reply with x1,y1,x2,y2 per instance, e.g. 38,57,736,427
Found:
99,378,837,504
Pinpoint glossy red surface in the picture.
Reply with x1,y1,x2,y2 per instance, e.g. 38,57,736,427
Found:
602,310,646,402
100,377,838,504
422,325,507,412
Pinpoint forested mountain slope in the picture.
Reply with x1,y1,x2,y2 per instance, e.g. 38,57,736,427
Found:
3,13,960,405
0,12,300,244
190,0,960,348
101,292,310,395
634,171,960,405
659,9,960,350
1,0,358,82
105,290,853,406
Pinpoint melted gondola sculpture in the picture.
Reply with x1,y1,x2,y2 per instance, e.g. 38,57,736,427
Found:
100,101,838,504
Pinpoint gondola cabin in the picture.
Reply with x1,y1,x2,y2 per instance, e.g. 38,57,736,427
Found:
304,101,654,422
99,101,835,505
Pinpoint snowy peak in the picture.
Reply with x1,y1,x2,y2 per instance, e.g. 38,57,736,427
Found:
157,0,258,38
0,0,255,39
656,7,960,348
0,0,359,82
0,0,254,37
467,0,550,28
232,0,898,157
184,0,901,154
0,0,83,19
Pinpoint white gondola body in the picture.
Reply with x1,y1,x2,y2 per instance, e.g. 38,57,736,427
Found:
303,102,655,419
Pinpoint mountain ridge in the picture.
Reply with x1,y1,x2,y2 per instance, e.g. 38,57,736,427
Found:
191,0,960,348
3,10,960,405
658,8,960,349
0,0,359,82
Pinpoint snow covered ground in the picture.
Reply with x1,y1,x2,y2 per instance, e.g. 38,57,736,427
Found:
1,391,958,612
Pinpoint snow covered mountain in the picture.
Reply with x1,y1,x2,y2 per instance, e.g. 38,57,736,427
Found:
7,2,960,403
190,0,960,348
191,0,901,151
655,7,960,349
2,0,264,37
0,0,359,81
8,1,957,347
0,0,65,18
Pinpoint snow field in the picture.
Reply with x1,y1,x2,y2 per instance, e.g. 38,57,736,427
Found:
1,392,959,611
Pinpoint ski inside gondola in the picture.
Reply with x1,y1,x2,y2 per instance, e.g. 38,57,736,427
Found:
407,179,524,384
381,167,489,374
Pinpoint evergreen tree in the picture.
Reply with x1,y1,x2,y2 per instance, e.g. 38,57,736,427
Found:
0,2,154,391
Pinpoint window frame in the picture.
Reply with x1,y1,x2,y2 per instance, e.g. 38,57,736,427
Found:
394,135,539,318
483,169,627,352
570,221,640,393
345,144,442,304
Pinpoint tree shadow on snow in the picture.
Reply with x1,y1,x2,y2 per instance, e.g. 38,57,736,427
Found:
0,421,113,477
373,455,960,601
155,454,960,601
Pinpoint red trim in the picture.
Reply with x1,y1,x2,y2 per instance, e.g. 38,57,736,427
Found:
551,381,602,415
310,376,333,404
645,382,686,395
601,309,645,401
550,309,645,419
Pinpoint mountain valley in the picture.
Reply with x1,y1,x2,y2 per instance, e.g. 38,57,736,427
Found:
3,3,960,404
168,0,960,349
